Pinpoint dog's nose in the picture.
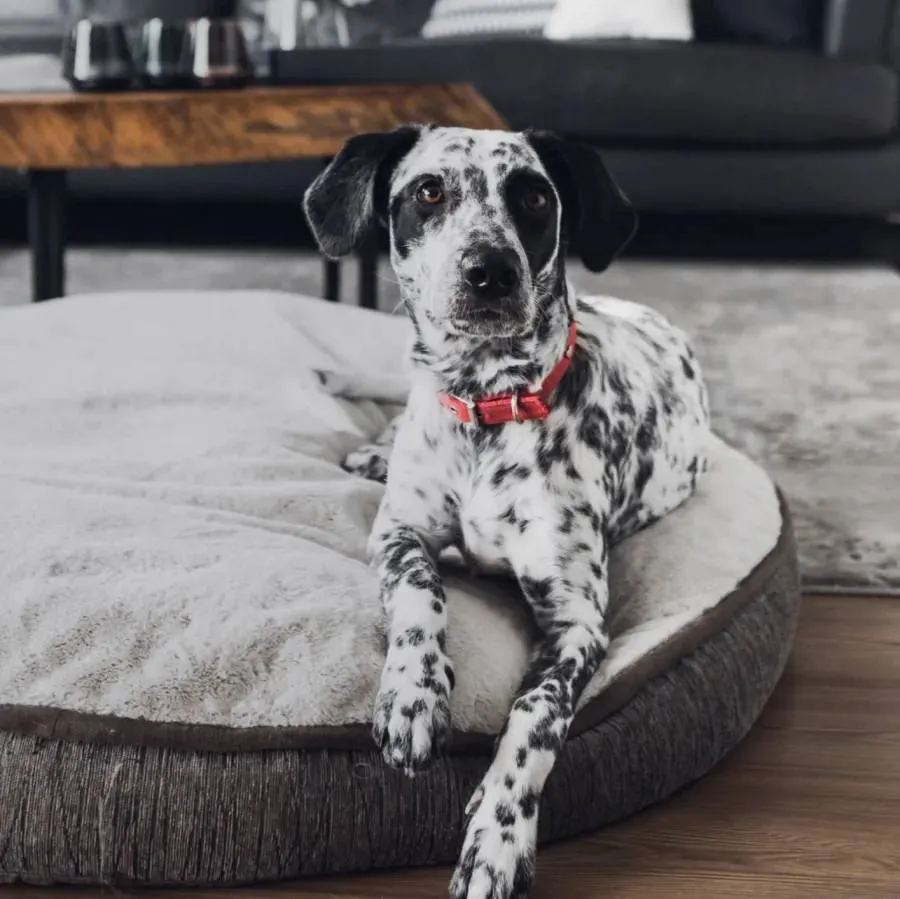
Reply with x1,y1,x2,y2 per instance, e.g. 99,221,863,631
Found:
463,249,520,300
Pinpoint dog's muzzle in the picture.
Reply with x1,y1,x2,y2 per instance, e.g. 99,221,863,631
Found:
455,246,527,327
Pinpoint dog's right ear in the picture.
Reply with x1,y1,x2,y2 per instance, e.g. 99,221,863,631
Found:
303,126,422,259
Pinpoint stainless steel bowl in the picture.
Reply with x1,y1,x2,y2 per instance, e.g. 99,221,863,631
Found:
137,18,192,88
62,18,135,91
182,17,253,87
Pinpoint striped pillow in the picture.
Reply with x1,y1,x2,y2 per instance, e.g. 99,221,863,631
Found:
422,0,557,39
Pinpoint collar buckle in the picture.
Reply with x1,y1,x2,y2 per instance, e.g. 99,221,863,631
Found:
510,393,522,424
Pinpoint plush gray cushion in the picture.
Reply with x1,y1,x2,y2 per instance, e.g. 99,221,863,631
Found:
0,291,801,887
0,521,799,886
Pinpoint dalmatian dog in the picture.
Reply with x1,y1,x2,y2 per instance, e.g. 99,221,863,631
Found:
304,126,711,899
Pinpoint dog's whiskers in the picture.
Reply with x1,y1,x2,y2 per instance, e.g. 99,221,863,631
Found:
376,270,400,286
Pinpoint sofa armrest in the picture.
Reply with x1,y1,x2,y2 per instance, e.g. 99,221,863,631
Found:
823,0,897,61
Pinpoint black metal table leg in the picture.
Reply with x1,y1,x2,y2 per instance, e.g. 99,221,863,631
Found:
324,258,341,302
27,169,68,302
358,235,378,310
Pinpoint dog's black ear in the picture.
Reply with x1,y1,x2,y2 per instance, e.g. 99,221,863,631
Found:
304,126,422,259
524,130,637,273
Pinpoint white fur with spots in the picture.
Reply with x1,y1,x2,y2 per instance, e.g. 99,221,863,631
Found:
305,127,711,899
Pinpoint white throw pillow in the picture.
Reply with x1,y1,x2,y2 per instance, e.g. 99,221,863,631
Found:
545,0,693,41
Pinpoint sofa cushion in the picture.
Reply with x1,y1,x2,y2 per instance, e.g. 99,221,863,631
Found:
691,0,825,49
271,38,899,145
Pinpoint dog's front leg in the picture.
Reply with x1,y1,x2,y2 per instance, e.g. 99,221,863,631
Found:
451,524,610,899
370,515,455,775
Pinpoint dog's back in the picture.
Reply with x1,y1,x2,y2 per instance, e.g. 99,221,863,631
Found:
571,293,711,541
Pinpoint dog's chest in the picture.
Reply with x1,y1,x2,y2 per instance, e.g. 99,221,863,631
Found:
457,477,520,572
449,421,572,573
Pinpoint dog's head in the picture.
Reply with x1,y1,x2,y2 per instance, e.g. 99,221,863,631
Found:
304,126,636,339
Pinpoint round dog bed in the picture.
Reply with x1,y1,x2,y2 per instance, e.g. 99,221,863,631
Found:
0,291,801,887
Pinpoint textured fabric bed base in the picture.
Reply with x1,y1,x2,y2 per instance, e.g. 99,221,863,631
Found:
0,544,800,888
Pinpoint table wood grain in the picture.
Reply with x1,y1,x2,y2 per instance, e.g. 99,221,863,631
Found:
0,83,506,169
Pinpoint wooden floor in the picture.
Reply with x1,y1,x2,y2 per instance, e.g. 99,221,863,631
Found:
6,594,900,899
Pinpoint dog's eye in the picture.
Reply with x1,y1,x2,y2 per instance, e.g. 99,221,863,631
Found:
522,188,550,213
416,180,445,206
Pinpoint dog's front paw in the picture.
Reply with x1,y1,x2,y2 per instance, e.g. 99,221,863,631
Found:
372,647,453,774
450,778,538,899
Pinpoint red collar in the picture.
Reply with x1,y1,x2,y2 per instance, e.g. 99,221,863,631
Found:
439,323,577,426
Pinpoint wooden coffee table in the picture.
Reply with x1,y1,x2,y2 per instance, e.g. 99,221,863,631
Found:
0,82,505,304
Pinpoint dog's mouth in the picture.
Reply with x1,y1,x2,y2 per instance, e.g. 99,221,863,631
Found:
451,309,526,338
450,294,530,337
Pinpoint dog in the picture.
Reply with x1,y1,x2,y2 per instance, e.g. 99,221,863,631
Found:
304,126,711,899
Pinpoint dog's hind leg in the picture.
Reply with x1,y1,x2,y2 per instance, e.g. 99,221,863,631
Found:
315,367,406,483
450,525,610,899
343,417,400,483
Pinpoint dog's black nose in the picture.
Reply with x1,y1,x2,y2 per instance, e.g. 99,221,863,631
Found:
463,249,520,300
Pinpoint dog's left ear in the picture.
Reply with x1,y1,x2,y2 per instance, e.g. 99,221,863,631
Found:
525,130,637,273
304,125,422,259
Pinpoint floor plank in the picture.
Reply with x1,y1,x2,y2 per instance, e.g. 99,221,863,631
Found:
3,594,900,899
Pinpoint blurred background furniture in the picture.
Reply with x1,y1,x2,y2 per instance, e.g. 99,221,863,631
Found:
271,0,900,219
1,0,899,260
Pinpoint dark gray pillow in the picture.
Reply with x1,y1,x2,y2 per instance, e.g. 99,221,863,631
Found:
691,0,825,48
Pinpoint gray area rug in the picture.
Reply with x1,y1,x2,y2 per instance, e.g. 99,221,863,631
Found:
1,246,897,594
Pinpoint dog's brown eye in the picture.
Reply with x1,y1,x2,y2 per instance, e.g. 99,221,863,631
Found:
523,189,550,213
416,180,445,206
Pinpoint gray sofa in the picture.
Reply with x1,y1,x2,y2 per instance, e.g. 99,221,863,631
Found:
269,0,900,218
